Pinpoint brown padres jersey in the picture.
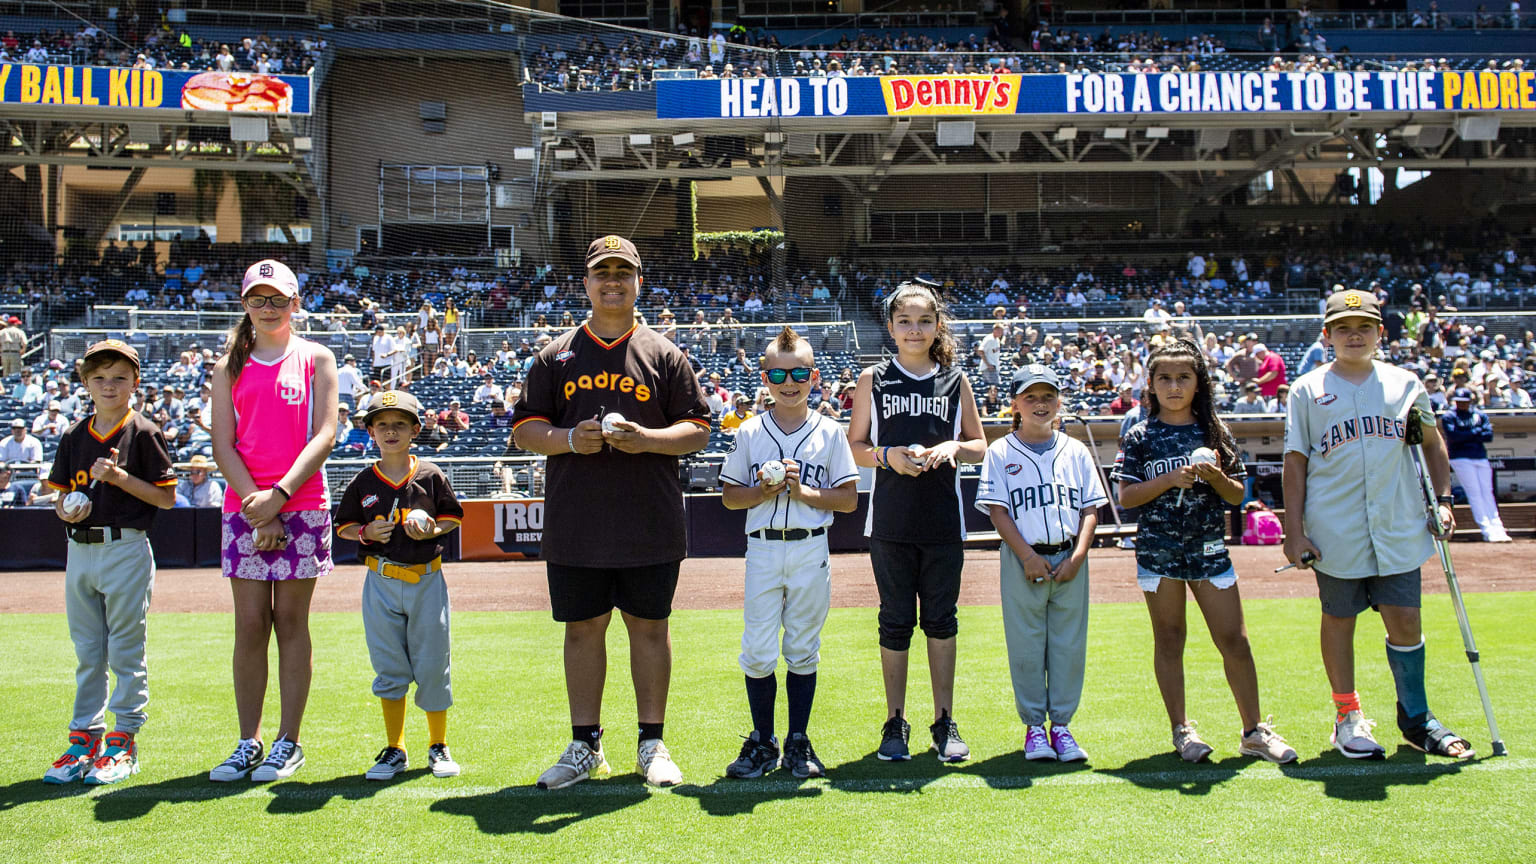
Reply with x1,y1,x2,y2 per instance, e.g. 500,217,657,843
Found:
511,322,711,567
47,410,176,531
335,456,464,564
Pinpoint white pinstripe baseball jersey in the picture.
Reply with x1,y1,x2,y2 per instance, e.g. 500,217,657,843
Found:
720,411,859,534
975,431,1107,548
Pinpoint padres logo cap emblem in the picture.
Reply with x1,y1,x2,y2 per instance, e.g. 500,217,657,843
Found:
259,262,274,278
103,339,127,350
1345,292,1362,308
604,235,622,250
381,393,398,407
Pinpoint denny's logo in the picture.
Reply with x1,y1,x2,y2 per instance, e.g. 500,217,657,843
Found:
563,372,651,401
881,74,1022,116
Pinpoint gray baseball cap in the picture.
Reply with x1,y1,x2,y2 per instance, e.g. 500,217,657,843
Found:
1010,364,1061,396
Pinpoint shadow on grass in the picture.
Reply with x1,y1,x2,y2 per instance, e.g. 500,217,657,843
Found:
1279,744,1473,802
1100,753,1246,796
263,768,437,815
428,777,647,834
92,772,253,821
671,772,826,816
0,778,94,813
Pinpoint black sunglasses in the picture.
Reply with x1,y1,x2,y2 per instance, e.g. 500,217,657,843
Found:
764,367,814,384
243,294,293,309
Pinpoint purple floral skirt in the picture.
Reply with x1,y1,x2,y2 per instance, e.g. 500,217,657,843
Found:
221,510,335,581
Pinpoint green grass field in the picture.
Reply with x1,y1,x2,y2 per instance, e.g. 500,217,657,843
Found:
2,593,1531,863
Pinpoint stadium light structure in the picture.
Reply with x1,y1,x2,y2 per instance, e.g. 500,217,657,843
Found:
554,148,578,160
629,134,652,146
513,147,536,160
1054,126,1078,142
1104,127,1129,140
1145,127,1170,139
672,132,696,147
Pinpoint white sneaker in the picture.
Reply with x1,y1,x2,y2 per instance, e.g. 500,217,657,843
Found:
1024,725,1056,761
1332,709,1386,760
637,738,683,787
428,743,461,778
537,740,609,790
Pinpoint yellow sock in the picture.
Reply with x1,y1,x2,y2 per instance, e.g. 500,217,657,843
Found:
381,697,407,751
426,709,448,747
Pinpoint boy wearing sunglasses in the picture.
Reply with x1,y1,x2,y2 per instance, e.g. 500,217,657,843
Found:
719,327,860,779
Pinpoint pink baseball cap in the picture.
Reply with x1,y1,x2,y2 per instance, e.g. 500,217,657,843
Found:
241,259,299,298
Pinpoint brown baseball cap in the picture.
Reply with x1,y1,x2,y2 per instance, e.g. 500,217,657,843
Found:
1323,289,1382,325
586,234,642,270
83,338,141,371
362,390,423,426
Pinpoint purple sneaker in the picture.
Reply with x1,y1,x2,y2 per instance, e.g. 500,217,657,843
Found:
1051,726,1088,762
1024,725,1056,761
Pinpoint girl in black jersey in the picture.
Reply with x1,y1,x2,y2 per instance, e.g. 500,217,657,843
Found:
848,281,987,763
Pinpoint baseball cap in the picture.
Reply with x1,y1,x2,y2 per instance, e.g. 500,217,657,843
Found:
47,400,60,410
10,418,25,428
1452,387,1475,402
83,338,141,371
1010,364,1061,396
6,316,18,324
1323,289,1382,325
586,234,642,270
362,390,423,426
241,259,299,298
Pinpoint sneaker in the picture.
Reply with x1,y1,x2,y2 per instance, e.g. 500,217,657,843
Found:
1024,725,1056,761
365,746,408,781
637,738,683,787
781,732,825,779
1240,718,1299,764
1117,537,1136,549
538,740,609,790
84,732,138,786
725,731,780,779
428,743,461,778
1051,726,1088,762
1173,723,1214,763
877,712,911,761
251,737,305,781
43,731,101,784
1332,709,1385,760
209,738,264,782
929,710,970,763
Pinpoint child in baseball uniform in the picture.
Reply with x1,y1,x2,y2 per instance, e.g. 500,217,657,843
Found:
335,390,465,780
1284,289,1474,760
976,365,1104,762
43,339,177,785
1114,338,1296,764
720,327,859,779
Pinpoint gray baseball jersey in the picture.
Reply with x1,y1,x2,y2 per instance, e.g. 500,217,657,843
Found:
1284,361,1434,579
975,431,1107,547
720,412,859,534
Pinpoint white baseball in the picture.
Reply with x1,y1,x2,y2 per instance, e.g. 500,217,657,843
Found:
63,491,89,515
601,412,626,434
406,509,434,532
1189,447,1218,466
760,460,787,485
908,443,928,460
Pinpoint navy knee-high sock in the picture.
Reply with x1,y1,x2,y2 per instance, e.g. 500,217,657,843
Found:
787,672,817,737
745,673,777,740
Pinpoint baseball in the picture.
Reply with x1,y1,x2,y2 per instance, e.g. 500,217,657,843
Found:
1189,447,1218,467
908,443,928,460
405,509,434,532
760,460,787,485
63,491,89,515
601,412,626,434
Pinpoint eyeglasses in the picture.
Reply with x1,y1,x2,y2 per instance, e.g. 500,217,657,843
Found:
243,294,293,309
764,367,814,384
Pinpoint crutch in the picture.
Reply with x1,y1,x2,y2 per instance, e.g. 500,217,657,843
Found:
1406,407,1507,756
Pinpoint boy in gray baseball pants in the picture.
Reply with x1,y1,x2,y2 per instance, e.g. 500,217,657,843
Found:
44,339,177,785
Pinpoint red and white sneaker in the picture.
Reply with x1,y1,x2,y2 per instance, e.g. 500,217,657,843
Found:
84,732,139,785
43,731,101,784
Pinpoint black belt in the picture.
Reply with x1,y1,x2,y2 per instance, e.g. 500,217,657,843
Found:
67,526,125,544
1031,539,1075,555
749,527,826,542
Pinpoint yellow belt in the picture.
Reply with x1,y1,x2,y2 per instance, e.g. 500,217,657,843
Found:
365,555,441,585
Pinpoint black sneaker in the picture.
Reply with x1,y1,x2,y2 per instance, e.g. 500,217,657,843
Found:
209,738,263,782
929,710,970,763
782,732,825,779
877,712,911,761
725,731,780,779
251,736,304,782
365,746,408,781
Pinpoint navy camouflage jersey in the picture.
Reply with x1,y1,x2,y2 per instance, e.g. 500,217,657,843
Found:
1113,419,1245,581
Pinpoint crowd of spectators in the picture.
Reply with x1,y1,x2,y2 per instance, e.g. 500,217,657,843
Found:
0,24,322,74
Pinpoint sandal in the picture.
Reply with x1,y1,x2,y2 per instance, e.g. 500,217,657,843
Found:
1401,711,1476,760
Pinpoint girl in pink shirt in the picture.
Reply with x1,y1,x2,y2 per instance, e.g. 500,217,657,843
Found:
208,259,339,783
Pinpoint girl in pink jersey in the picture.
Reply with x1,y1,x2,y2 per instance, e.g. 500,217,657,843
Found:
208,259,339,783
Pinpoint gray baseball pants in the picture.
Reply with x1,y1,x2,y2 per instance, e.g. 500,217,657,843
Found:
999,545,1091,727
65,529,155,734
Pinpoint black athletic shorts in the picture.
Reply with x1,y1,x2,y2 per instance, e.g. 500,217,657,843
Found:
546,559,682,622
869,538,965,651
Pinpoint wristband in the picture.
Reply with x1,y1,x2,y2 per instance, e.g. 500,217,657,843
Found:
567,427,576,453
878,446,889,469
271,483,291,501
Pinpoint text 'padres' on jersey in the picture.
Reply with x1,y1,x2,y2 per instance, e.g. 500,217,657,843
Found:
720,412,860,534
335,456,464,565
864,358,967,542
975,431,1106,548
510,321,711,567
1285,361,1434,579
47,410,176,531
1113,419,1245,581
